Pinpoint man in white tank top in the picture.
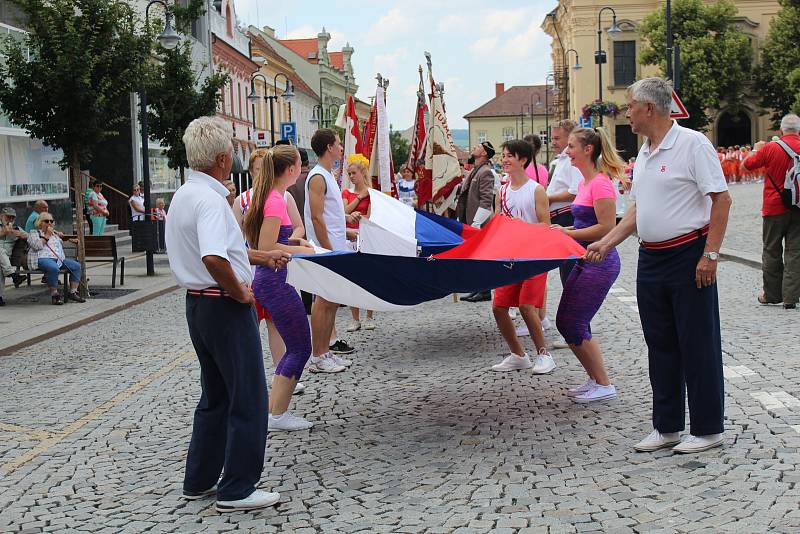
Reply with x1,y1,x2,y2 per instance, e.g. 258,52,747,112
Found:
304,129,360,373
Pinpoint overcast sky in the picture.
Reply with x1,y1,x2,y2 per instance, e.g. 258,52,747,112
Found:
232,0,558,130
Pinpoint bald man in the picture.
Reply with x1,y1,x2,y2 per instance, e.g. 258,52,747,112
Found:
25,200,48,232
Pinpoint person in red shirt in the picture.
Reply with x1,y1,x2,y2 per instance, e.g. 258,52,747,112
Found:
743,113,800,309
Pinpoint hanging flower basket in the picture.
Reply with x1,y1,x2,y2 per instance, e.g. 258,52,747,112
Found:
581,100,621,120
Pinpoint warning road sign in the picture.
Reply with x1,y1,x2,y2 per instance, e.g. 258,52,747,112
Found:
670,91,689,120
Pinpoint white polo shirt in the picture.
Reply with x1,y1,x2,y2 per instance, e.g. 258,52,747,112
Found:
546,149,583,211
165,170,252,289
630,122,728,243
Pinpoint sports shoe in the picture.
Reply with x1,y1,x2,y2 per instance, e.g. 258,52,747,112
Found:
308,354,345,373
541,316,553,331
11,273,25,288
566,377,596,397
293,382,306,395
51,293,64,305
672,433,724,454
363,317,376,330
66,291,85,303
572,383,616,403
268,412,314,432
531,350,556,374
491,353,533,372
634,429,681,452
331,353,352,368
329,339,355,354
346,321,361,332
515,325,529,337
183,484,217,500
216,489,280,513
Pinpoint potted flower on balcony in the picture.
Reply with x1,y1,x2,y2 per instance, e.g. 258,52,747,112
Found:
581,100,621,120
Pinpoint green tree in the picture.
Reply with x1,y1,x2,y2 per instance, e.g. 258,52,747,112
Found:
0,0,152,294
757,0,800,126
390,126,409,172
639,0,752,131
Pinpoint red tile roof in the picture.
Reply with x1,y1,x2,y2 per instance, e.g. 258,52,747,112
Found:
248,33,317,97
278,38,344,71
464,85,556,119
329,52,344,70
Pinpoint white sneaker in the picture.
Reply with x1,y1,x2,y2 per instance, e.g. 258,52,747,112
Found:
293,382,306,395
363,318,376,330
346,321,361,332
531,350,556,374
491,353,533,372
572,383,616,403
541,316,553,331
308,354,345,373
566,377,596,397
672,433,724,454
268,412,314,432
331,354,352,368
508,308,518,318
634,429,681,452
216,489,280,513
515,325,530,337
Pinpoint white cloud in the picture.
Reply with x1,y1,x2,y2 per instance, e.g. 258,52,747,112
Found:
363,8,413,46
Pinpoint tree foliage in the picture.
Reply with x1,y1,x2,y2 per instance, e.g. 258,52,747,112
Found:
639,0,752,131
389,127,409,173
756,0,800,126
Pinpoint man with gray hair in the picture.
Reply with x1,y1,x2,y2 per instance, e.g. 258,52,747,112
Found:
166,116,289,512
743,113,800,309
586,77,733,454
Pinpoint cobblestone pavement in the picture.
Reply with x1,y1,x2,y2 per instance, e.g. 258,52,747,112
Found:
724,181,764,256
1,222,798,533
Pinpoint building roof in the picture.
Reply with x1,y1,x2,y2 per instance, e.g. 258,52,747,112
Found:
278,38,344,71
329,52,344,70
248,33,318,97
464,85,556,119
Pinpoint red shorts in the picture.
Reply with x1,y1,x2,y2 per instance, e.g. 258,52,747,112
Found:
493,273,547,308
255,300,272,322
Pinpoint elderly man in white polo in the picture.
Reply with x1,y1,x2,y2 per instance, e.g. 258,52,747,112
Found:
166,117,289,512
586,77,732,454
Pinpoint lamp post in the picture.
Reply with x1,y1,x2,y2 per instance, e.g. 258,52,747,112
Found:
561,48,582,120
545,73,558,163
249,72,294,146
666,0,673,81
519,104,531,139
595,6,621,125
141,0,180,277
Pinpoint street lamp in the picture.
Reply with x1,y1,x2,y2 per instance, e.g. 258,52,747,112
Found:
545,73,557,163
519,104,531,138
560,48,582,121
595,6,621,125
249,72,294,146
139,0,180,277
309,103,339,128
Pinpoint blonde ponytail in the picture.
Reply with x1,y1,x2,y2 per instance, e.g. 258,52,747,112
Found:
571,127,627,181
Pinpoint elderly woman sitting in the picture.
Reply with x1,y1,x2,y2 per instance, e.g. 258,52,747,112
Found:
27,214,85,305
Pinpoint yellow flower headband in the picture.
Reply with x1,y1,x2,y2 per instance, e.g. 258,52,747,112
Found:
347,153,369,168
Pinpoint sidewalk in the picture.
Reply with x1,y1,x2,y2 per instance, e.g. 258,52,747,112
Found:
0,246,177,356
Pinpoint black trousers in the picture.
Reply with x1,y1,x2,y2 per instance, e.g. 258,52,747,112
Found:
636,238,724,436
183,294,268,501
552,210,576,284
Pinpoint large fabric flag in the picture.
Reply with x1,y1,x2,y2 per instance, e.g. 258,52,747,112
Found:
286,215,585,311
368,80,393,194
409,65,430,205
336,95,363,191
424,53,462,215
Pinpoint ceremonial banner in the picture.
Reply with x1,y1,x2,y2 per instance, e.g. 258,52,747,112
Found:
409,66,431,205
371,83,393,194
337,95,363,191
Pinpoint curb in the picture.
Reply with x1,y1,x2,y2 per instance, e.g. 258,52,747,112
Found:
720,247,762,269
0,279,178,357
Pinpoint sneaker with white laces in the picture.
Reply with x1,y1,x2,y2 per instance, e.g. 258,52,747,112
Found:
363,318,376,330
346,321,361,332
329,339,355,354
216,489,280,513
531,350,556,374
672,433,724,454
566,377,596,397
541,316,553,331
308,354,345,373
293,382,306,395
634,429,681,452
331,353,352,367
268,412,314,432
491,353,533,372
515,325,530,337
572,383,616,403
183,484,217,500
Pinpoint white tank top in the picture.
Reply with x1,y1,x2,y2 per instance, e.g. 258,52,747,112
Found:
303,164,348,251
499,179,541,224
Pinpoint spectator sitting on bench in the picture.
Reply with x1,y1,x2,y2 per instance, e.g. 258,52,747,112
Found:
26,214,86,305
1,207,27,306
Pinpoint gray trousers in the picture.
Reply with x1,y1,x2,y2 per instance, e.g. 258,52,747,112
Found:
762,210,800,304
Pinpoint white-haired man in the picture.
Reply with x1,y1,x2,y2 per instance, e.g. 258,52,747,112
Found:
586,77,732,454
166,117,289,512
743,113,800,309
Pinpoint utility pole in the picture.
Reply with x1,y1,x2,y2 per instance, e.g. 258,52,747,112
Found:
666,0,673,81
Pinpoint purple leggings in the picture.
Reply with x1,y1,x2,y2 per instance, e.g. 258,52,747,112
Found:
252,226,311,380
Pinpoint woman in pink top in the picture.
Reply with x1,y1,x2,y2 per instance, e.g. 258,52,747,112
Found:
523,133,549,187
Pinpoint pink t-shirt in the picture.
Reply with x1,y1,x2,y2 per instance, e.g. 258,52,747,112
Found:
525,163,549,187
262,189,292,226
573,173,616,207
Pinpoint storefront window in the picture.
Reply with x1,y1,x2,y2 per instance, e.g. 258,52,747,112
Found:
0,133,68,202
148,147,180,193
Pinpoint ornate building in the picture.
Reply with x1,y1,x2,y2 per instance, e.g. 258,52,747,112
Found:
542,0,782,158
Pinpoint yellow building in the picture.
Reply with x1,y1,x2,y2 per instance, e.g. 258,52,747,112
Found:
464,83,559,161
541,0,782,158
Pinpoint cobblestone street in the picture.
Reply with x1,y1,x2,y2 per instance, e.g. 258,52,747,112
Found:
1,183,798,533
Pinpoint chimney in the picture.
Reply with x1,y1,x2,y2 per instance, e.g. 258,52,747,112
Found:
262,25,275,38
495,83,505,98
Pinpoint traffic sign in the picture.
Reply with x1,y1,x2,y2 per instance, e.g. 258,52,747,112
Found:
579,116,593,128
670,91,690,120
281,122,297,144
255,131,268,148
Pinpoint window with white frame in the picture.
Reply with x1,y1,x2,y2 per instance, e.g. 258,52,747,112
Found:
477,131,487,143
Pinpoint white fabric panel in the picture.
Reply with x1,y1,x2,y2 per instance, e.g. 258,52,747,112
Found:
367,189,416,236
359,218,417,257
286,257,412,311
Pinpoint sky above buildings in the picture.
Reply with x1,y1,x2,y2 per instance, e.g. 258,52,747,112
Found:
233,0,559,130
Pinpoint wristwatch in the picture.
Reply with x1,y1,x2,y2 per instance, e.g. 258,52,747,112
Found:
703,251,720,261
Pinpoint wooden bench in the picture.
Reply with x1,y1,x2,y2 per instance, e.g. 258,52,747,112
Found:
9,237,70,293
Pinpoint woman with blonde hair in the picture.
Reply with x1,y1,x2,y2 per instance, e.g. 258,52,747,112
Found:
552,127,626,403
342,153,376,331
243,144,317,432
